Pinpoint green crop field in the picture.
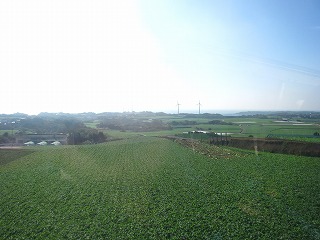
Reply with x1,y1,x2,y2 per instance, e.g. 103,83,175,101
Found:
81,114,320,142
1,137,320,239
0,130,18,135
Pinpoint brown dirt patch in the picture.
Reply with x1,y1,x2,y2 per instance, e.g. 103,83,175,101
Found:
0,148,35,166
229,138,320,157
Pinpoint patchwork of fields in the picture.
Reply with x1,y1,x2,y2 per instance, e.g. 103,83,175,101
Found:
1,137,320,239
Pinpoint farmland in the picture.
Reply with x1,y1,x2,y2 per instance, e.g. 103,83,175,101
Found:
1,111,319,144
83,112,320,141
1,137,320,239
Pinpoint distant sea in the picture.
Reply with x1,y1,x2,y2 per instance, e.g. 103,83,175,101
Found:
163,109,243,116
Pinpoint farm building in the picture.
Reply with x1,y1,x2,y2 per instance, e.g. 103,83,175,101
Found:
51,141,62,146
24,141,35,146
16,134,67,145
37,141,48,146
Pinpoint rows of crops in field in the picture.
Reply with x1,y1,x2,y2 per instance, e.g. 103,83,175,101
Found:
83,115,319,141
0,149,35,166
1,137,320,239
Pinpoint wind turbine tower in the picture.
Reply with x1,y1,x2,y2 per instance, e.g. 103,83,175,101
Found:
197,101,201,114
177,101,181,114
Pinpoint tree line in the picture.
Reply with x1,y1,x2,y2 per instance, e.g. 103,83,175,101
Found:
0,116,107,145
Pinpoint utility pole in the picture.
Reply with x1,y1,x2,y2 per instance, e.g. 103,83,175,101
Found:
11,121,15,147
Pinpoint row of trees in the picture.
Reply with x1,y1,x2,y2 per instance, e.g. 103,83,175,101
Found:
0,132,14,144
68,129,106,145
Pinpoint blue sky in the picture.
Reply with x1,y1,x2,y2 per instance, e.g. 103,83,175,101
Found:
139,0,320,111
0,0,319,114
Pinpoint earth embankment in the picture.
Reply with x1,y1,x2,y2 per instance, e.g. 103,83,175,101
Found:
229,138,320,157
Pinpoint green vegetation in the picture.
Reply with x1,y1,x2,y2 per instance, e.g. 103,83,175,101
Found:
2,111,319,144
267,136,320,143
67,128,107,145
84,122,99,129
87,113,319,141
104,129,142,139
1,137,319,239
0,148,35,165
97,117,171,132
0,116,108,145
0,132,14,144
0,130,18,135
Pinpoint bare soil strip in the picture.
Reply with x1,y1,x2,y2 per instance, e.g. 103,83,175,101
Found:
0,148,35,166
229,138,320,157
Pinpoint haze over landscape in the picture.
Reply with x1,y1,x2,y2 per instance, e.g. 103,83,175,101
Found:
1,0,319,115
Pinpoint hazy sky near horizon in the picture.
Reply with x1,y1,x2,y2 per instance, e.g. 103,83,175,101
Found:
1,0,319,114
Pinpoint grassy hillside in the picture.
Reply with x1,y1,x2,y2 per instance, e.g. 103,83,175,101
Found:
0,137,319,239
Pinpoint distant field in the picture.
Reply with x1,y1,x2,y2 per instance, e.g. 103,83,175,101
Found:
267,125,319,135
0,130,18,135
85,116,319,141
104,129,142,139
235,123,319,138
0,137,319,239
84,122,99,129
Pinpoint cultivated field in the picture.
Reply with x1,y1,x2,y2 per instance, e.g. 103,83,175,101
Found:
85,115,320,141
1,137,319,239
